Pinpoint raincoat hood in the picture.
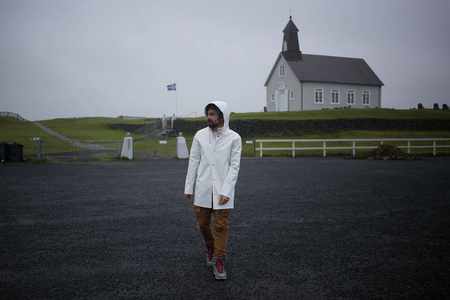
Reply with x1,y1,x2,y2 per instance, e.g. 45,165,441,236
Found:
205,101,230,132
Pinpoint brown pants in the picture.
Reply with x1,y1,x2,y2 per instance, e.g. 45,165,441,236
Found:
193,205,232,258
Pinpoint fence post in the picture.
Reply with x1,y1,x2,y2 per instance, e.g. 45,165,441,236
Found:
38,140,42,159
260,141,263,157
323,141,326,157
30,137,41,159
292,141,295,157
433,140,436,156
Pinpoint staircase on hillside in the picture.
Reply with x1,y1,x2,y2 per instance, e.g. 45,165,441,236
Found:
135,117,176,140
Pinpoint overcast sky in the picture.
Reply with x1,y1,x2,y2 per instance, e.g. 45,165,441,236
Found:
1,0,449,121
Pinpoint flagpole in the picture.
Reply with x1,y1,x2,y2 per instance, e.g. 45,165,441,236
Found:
175,82,178,117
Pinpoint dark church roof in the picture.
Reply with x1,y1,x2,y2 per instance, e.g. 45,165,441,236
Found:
283,17,299,32
265,53,384,87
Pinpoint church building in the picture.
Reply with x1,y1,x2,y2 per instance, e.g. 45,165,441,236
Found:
264,17,384,112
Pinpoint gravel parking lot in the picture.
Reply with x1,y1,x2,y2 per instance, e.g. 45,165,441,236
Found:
1,157,449,299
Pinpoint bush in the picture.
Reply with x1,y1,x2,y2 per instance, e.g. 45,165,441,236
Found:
418,103,424,109
443,104,449,110
433,103,439,110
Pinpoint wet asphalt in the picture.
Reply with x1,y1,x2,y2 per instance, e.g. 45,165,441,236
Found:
1,157,449,299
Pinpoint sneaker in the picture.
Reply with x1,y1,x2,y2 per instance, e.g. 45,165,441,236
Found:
206,245,214,267
213,257,227,280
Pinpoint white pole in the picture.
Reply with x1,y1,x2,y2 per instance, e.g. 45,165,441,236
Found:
175,83,178,117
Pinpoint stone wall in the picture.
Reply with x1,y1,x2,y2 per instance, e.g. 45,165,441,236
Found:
108,124,143,132
173,118,450,137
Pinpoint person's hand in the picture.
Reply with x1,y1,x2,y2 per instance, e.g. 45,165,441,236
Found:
219,195,229,205
184,193,192,202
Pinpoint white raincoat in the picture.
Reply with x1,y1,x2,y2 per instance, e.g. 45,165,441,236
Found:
184,101,242,209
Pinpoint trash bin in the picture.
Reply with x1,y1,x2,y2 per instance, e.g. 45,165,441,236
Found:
8,143,23,162
0,142,10,162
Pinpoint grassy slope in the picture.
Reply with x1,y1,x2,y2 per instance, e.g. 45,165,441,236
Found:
234,108,450,120
185,108,450,121
1,118,55,142
38,117,150,140
1,118,58,154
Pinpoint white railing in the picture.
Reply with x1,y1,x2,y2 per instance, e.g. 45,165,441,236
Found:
0,111,28,121
255,138,450,157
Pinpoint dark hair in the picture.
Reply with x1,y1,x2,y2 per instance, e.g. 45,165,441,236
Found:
204,103,224,120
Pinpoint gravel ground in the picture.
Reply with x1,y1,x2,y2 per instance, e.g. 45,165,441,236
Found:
1,157,449,299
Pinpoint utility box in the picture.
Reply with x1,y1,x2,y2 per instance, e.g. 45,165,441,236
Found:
0,142,10,161
8,143,23,162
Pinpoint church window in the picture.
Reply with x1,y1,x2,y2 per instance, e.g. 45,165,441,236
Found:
289,90,294,100
314,88,323,104
279,64,285,77
331,89,340,104
363,91,370,105
347,90,355,105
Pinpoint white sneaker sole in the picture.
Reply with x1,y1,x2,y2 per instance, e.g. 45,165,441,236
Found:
214,274,227,280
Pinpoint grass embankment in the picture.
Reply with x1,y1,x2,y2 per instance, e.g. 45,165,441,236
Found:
185,108,450,121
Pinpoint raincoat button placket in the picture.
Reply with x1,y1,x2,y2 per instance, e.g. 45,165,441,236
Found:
212,159,216,199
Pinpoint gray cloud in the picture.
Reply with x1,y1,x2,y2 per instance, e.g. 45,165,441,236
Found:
1,0,449,121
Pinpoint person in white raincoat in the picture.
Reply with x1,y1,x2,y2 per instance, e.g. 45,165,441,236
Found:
184,101,241,280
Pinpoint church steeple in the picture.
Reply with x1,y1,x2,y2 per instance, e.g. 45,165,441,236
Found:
282,16,302,61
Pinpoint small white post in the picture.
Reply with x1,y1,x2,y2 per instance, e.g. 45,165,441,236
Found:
121,133,133,159
176,132,189,159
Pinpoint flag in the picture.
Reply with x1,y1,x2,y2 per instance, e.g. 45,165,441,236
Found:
167,83,176,91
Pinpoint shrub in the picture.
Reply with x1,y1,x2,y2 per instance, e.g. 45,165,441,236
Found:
443,104,449,110
418,103,424,109
433,103,439,110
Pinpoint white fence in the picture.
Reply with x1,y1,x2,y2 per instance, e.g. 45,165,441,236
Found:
32,138,177,159
255,138,450,157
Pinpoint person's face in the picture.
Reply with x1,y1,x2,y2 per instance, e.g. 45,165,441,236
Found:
206,108,223,130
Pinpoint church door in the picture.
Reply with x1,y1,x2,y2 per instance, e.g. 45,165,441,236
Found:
278,89,288,112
